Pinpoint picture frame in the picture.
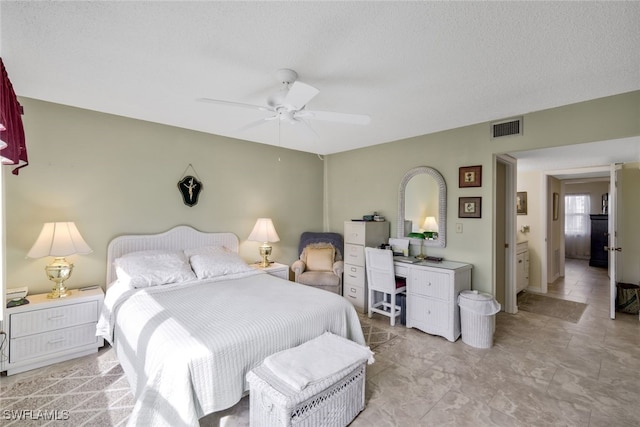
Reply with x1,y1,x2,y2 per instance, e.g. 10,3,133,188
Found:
458,197,481,218
459,165,482,188
516,192,527,215
553,192,559,221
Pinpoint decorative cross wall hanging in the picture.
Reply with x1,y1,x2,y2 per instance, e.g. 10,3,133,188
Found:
177,164,203,207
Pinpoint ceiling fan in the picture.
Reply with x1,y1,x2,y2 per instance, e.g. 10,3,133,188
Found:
198,69,371,138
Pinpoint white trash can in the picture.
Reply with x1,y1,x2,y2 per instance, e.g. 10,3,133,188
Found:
458,290,501,348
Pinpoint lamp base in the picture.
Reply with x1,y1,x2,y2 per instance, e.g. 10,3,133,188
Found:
45,257,73,298
47,283,70,299
258,243,273,268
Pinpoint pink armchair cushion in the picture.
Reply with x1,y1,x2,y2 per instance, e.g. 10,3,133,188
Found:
298,271,341,288
304,247,335,272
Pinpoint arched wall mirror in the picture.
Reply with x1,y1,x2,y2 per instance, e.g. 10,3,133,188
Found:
397,166,447,248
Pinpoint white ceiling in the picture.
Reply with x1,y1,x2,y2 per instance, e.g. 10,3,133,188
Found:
511,137,640,180
1,1,639,159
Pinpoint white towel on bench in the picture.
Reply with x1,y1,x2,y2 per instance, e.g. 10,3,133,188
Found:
263,332,375,392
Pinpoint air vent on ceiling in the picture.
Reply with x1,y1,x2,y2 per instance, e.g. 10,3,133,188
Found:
491,117,522,138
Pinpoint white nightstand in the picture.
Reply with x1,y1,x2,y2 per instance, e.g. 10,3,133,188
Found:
250,262,290,280
4,286,105,375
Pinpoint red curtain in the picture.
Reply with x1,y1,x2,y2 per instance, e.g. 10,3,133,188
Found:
0,57,28,175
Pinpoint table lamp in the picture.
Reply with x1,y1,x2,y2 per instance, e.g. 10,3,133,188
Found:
27,222,93,298
408,232,426,260
422,216,439,240
248,218,280,267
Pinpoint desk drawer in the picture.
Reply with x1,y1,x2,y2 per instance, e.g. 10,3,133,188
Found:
344,244,365,267
408,270,449,300
10,323,98,363
10,301,98,338
394,264,409,278
344,264,365,286
407,296,448,332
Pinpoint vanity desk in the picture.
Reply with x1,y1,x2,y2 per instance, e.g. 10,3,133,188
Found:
394,257,472,342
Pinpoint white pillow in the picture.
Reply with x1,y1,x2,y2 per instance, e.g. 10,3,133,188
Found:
184,245,227,258
187,248,253,279
115,250,196,288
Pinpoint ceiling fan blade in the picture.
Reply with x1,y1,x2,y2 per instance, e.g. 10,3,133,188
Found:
197,98,272,112
234,116,274,133
299,110,371,125
284,81,319,109
288,117,318,141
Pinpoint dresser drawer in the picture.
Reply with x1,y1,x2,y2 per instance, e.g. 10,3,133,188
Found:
344,222,365,245
10,323,99,363
408,270,449,300
344,243,365,267
10,301,98,338
344,284,365,311
407,295,448,332
343,264,365,286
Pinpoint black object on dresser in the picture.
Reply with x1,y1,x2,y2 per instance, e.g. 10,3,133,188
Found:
589,214,608,268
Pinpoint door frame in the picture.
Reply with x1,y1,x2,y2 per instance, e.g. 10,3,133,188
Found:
495,154,517,314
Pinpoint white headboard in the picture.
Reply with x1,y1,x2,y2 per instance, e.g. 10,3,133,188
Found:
106,225,239,286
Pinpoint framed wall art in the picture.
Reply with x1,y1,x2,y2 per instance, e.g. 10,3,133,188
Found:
458,197,481,218
516,192,527,215
459,165,482,188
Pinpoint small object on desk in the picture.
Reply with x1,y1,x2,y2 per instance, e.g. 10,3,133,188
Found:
6,286,29,300
7,297,29,308
425,256,444,262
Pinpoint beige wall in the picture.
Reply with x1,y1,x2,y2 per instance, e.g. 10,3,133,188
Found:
547,176,562,282
5,91,640,297
516,170,543,291
326,91,640,294
5,98,325,295
619,164,640,284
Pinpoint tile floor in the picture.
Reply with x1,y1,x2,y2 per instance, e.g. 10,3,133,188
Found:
1,258,638,426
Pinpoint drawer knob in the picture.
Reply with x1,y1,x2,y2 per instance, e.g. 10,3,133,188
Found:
48,338,66,344
48,315,66,320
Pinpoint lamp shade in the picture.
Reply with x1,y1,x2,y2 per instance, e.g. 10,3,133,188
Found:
422,216,439,232
247,218,280,243
27,222,93,258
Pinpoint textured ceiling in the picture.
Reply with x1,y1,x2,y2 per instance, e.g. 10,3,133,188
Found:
1,1,639,157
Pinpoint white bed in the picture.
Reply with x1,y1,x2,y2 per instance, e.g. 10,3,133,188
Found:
96,225,365,427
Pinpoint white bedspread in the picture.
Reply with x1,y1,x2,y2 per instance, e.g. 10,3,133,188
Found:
96,271,365,427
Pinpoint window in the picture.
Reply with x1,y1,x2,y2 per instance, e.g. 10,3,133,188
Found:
564,194,591,259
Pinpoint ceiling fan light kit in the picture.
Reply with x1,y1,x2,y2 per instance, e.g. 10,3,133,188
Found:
198,68,371,140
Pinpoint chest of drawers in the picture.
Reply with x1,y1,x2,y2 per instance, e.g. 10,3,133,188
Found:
343,221,389,313
394,259,472,342
5,287,104,375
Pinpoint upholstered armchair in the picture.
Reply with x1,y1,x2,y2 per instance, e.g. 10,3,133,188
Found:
291,232,344,295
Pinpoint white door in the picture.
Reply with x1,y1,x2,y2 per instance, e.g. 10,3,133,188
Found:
608,164,621,319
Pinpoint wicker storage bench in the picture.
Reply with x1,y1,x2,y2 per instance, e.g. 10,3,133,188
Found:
247,360,366,427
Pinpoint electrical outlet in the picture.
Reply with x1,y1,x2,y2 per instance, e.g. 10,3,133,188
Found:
456,223,463,233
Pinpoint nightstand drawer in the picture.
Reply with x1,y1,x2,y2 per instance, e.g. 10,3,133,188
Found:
10,301,98,338
10,323,98,363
